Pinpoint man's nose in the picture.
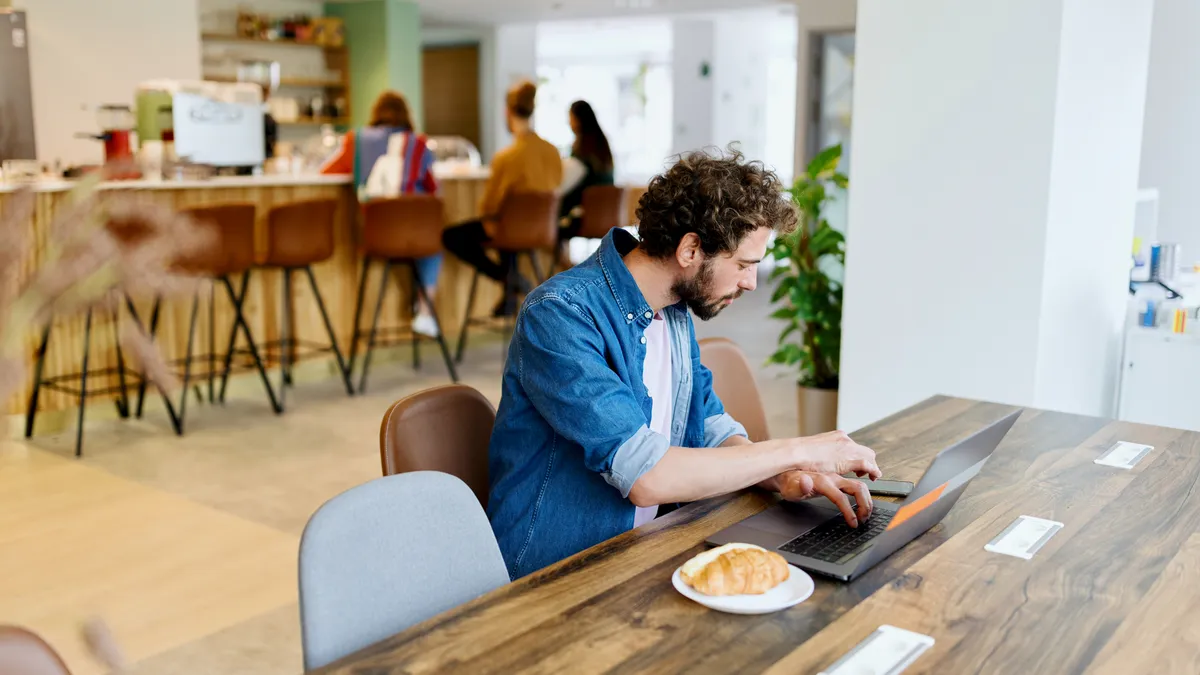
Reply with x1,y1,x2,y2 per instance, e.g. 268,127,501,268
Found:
741,271,757,292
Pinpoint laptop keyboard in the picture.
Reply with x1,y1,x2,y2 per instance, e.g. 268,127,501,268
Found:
778,510,895,563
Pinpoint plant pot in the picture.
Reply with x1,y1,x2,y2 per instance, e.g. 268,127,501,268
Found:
797,385,838,436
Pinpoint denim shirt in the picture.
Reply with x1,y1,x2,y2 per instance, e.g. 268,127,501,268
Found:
487,228,748,579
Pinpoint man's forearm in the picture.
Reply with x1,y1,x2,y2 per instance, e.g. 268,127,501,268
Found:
720,435,783,493
628,438,801,507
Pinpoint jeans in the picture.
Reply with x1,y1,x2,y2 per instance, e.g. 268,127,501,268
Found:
442,219,519,286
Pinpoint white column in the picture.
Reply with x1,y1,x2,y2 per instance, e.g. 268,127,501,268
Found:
671,19,715,155
837,0,1155,430
488,23,537,161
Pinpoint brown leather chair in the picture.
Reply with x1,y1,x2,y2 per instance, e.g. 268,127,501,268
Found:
0,626,71,675
699,337,770,442
139,204,283,431
455,191,559,363
223,199,353,411
577,185,629,239
379,384,496,507
350,196,458,393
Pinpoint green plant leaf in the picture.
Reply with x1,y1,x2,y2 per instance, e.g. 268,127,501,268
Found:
805,144,842,180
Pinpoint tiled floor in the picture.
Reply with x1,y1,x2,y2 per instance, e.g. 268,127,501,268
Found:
0,277,800,674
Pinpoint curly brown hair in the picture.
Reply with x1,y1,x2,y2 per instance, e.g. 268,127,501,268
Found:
636,147,797,259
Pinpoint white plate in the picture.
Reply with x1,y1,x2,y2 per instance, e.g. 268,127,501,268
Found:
671,564,815,615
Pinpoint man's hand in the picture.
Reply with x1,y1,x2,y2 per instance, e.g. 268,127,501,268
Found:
793,430,881,480
769,471,873,528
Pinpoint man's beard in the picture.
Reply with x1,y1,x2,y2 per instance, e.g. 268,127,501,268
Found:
672,259,742,321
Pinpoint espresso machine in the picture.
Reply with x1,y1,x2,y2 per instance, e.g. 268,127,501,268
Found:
76,104,139,178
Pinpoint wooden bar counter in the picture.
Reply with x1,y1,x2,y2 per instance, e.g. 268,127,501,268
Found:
1,172,495,416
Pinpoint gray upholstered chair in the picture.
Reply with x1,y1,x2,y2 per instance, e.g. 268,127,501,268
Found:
297,471,509,670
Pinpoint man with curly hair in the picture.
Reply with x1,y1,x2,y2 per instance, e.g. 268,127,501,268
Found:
487,148,881,579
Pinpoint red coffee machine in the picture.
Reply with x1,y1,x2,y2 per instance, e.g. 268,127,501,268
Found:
76,104,140,179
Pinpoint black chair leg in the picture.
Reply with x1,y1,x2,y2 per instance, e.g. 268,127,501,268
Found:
346,258,371,382
73,308,95,457
135,296,161,418
279,268,291,412
111,308,130,419
175,292,201,433
218,271,250,403
410,263,421,371
305,266,355,397
358,260,391,393
24,322,51,438
221,275,282,414
208,282,216,403
123,295,182,435
413,267,458,383
528,250,547,285
455,270,479,364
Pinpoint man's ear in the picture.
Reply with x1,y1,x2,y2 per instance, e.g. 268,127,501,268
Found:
675,232,702,269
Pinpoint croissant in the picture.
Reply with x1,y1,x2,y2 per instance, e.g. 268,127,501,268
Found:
680,543,790,596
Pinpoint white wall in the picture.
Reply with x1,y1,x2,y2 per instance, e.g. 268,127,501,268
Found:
838,0,1153,430
712,13,770,163
1138,0,1200,263
23,0,202,166
670,19,715,156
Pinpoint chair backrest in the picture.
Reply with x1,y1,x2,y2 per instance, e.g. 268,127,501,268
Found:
577,185,628,239
379,384,495,508
298,471,509,671
492,191,559,252
698,337,770,443
361,195,445,261
264,198,339,267
0,626,71,675
177,203,258,277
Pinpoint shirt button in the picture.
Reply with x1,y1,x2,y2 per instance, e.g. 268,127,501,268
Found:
626,313,634,321
640,336,647,345
644,311,653,319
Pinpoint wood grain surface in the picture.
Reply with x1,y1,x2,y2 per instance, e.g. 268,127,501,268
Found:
312,396,1200,674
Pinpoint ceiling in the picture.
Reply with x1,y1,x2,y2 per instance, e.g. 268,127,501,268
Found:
410,0,791,26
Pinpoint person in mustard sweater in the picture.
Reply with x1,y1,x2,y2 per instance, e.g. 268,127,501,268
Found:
442,80,563,317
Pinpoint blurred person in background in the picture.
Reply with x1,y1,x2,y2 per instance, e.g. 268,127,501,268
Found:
442,80,563,317
556,100,615,269
321,91,443,337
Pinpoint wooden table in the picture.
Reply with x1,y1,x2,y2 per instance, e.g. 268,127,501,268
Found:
313,396,1200,674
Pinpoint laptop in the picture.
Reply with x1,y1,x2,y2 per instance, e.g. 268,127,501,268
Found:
707,411,1021,581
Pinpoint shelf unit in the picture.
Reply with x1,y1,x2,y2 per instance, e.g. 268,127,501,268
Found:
201,33,346,53
199,29,352,129
203,74,346,89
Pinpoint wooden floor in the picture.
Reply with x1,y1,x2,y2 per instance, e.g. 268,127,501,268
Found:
0,277,797,674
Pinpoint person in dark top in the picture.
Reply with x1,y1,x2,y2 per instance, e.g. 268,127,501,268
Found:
558,101,615,248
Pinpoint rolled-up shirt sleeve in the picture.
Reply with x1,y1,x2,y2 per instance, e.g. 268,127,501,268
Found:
517,296,668,497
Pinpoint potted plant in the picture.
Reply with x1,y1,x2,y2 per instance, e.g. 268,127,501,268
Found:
767,144,847,436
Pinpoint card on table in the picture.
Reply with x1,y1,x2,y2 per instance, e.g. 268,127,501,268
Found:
1094,441,1154,470
984,515,1063,560
819,624,935,675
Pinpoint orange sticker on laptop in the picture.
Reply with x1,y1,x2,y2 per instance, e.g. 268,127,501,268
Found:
886,482,947,530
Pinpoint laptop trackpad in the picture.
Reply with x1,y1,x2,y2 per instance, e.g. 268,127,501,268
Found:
752,500,840,537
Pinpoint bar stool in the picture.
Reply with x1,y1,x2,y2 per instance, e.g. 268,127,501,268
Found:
348,195,459,392
454,192,559,363
137,204,282,431
220,199,353,410
553,185,629,274
23,216,185,457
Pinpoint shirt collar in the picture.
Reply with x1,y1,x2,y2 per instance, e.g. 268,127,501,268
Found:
597,229,656,326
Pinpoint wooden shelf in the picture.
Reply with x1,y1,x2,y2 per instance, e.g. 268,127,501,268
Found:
201,33,346,53
203,74,346,88
277,117,350,126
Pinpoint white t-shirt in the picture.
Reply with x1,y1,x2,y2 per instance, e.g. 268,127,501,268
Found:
634,311,673,528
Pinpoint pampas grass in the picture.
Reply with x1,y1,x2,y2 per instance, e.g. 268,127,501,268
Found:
0,168,214,405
